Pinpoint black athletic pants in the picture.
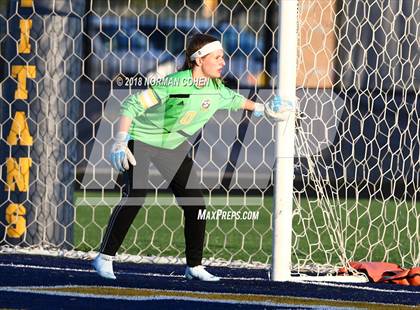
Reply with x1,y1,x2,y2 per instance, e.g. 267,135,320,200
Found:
99,140,206,267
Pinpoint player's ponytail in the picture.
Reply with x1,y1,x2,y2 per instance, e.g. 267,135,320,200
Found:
181,33,218,71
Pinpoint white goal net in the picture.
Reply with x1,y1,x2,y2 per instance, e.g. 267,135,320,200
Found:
0,0,418,275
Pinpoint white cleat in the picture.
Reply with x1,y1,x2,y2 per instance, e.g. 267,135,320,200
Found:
185,265,220,281
92,253,116,280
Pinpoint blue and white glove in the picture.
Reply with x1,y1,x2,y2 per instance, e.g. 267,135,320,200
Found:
110,132,136,172
253,102,265,117
253,95,294,121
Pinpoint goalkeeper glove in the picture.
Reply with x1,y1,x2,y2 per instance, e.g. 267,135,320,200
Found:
110,132,136,172
253,96,294,121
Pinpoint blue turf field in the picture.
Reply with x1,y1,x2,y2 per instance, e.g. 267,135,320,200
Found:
0,254,418,309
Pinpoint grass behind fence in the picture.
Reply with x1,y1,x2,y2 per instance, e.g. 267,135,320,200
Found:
74,191,418,267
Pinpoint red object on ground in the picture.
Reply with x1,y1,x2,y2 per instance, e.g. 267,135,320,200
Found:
339,262,420,286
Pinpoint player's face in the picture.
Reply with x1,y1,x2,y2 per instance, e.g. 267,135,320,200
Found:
200,49,225,78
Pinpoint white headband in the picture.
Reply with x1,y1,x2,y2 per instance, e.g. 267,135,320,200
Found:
190,41,223,60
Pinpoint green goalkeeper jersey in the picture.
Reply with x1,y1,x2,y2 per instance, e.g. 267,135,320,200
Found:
120,69,246,149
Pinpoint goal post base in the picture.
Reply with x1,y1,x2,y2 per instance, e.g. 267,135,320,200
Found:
288,275,369,283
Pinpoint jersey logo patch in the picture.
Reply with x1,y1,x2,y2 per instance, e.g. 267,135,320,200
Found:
138,89,159,110
201,99,211,111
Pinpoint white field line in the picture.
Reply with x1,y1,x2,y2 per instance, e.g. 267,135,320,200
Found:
0,285,367,309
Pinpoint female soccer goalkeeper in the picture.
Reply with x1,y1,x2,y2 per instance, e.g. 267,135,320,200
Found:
93,33,283,281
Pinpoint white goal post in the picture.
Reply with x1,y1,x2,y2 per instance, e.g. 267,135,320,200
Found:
0,0,418,282
271,0,298,281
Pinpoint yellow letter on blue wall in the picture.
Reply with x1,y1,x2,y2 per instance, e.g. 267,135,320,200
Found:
5,157,32,192
7,111,33,146
18,19,32,54
21,0,33,8
6,204,26,238
11,65,36,100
